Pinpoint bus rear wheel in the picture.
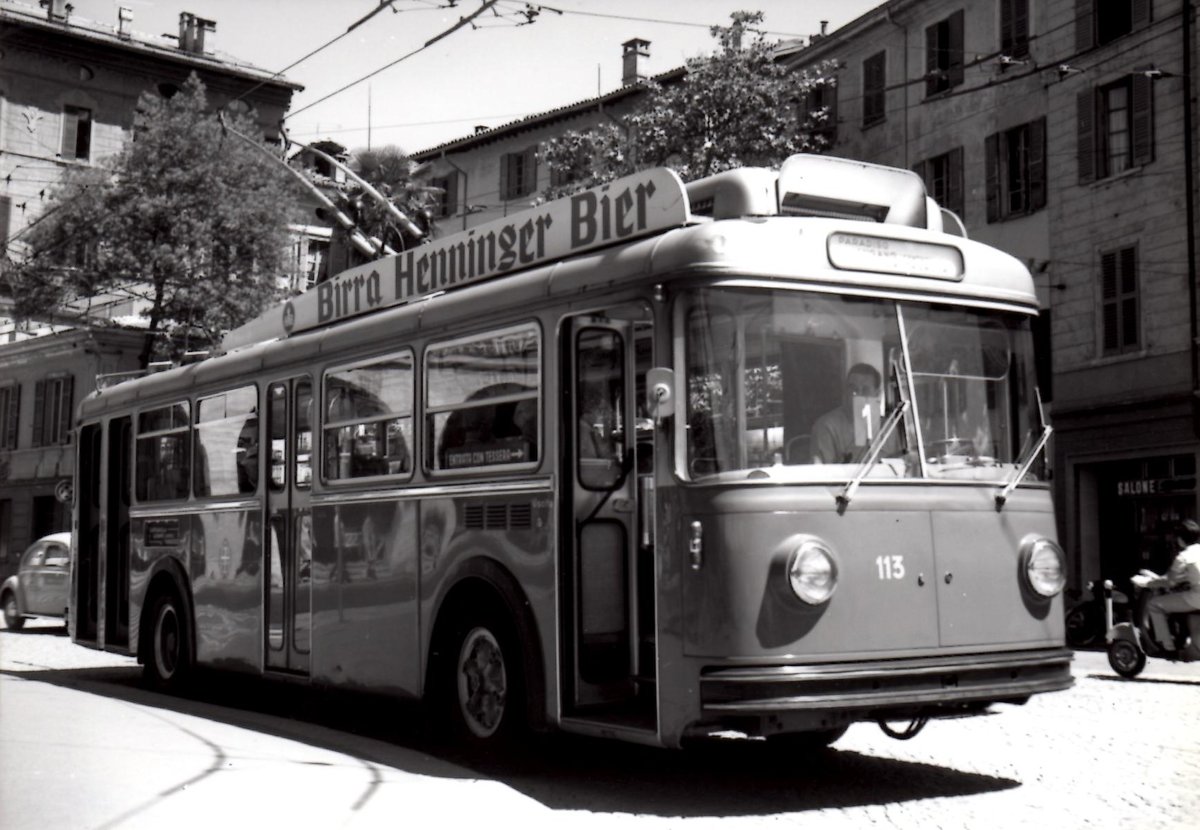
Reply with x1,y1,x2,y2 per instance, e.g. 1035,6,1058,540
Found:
144,590,192,692
438,607,524,747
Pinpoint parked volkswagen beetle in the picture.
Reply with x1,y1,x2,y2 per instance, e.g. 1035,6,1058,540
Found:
1,532,72,631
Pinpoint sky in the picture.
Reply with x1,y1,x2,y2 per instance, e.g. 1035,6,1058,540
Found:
63,0,881,153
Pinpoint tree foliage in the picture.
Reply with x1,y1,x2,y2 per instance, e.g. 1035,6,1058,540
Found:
543,11,838,196
5,74,306,366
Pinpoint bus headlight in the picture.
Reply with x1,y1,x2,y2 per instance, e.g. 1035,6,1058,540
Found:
787,540,838,605
1020,537,1066,598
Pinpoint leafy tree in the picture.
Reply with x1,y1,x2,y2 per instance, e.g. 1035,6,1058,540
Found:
5,74,306,366
543,11,838,196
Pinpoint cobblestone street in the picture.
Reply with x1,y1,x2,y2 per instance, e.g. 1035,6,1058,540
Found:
2,621,1197,829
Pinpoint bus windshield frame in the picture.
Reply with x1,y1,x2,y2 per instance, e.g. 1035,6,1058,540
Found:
678,284,1046,486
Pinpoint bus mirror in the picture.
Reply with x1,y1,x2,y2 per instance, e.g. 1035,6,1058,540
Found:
646,368,675,419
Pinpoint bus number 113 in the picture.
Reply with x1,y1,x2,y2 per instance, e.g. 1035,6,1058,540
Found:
875,555,906,580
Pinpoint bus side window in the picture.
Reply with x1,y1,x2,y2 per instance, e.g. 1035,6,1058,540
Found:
323,351,414,482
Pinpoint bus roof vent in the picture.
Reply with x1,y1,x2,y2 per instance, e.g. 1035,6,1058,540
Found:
777,154,928,229
685,167,778,219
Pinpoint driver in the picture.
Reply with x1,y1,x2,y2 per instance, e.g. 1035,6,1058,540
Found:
812,363,892,464
1136,518,1200,655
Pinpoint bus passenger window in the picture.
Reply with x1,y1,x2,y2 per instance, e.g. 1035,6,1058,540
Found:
192,386,258,497
135,402,191,501
323,351,413,481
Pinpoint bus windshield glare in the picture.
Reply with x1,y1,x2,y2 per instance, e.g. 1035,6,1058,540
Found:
683,286,1045,483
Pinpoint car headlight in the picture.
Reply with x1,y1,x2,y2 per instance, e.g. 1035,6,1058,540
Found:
1021,536,1066,598
788,539,838,605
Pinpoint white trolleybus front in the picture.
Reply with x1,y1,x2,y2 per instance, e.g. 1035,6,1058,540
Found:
71,154,1072,751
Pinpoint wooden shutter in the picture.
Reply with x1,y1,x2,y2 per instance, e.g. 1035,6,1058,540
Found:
1075,0,1094,52
1119,247,1139,348
1077,89,1097,184
60,109,80,160
925,23,940,97
443,170,459,217
1002,0,1030,58
32,380,45,447
948,146,964,219
522,146,538,196
0,196,10,245
2,385,18,450
499,153,512,201
1131,0,1152,30
1130,74,1154,167
1101,251,1118,352
1029,117,1047,210
985,133,1001,222
58,376,74,444
948,10,965,88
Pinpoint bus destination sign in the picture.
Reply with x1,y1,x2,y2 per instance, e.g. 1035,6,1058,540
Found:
226,167,689,347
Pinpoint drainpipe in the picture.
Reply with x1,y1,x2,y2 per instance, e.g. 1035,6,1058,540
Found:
1185,0,1200,436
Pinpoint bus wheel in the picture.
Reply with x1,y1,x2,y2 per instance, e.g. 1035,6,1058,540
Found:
441,609,524,746
765,726,848,752
2,591,25,631
144,590,192,692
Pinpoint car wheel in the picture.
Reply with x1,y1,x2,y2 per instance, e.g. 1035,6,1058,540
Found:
143,590,192,691
2,591,25,631
438,606,524,748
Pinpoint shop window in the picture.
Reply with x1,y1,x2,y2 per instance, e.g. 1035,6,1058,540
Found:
999,0,1029,59
0,383,18,450
32,375,73,447
323,352,413,481
60,106,92,162
1078,76,1153,183
1100,245,1139,355
862,51,886,127
500,146,537,201
985,118,1046,221
914,147,964,220
426,323,540,472
925,10,964,97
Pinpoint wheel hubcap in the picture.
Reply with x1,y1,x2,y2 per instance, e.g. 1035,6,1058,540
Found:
155,605,179,679
457,627,507,738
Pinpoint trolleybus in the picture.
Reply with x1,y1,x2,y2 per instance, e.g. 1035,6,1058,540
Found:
71,153,1072,749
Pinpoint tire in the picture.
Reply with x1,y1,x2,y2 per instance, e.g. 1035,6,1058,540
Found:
1107,639,1146,679
438,606,524,748
1065,604,1098,648
2,591,25,631
143,590,192,692
765,726,849,752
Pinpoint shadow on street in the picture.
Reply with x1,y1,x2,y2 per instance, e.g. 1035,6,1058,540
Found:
4,664,1020,817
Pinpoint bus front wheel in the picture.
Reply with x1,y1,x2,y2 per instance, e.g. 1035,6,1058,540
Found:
144,590,192,692
438,606,524,747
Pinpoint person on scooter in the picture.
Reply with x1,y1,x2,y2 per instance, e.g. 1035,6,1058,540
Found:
1133,518,1200,656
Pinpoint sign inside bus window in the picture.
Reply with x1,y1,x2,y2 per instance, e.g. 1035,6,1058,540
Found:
279,168,689,338
827,232,964,280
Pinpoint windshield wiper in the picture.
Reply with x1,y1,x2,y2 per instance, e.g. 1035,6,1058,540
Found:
994,424,1052,511
837,399,908,513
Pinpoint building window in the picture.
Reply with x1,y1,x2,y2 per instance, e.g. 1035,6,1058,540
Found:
925,10,965,96
0,384,17,450
862,51,886,127
1077,76,1153,183
985,118,1046,221
1076,0,1151,51
32,376,73,447
499,146,537,201
1000,0,1030,59
1100,246,1139,355
801,80,838,147
913,148,964,219
60,106,92,162
429,172,459,219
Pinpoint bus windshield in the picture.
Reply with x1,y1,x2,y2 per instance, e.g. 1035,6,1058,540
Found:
682,286,1045,484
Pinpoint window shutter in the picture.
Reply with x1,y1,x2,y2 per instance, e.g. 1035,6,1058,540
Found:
1120,247,1139,348
59,376,74,444
1077,89,1097,184
1130,74,1154,167
523,146,538,196
1006,0,1030,58
444,170,459,217
1131,0,1152,30
0,196,10,246
60,110,80,160
1029,117,1047,210
3,385,18,450
1000,0,1013,52
499,154,511,201
32,380,45,447
925,23,940,97
985,133,1001,222
1100,251,1118,352
948,146,964,219
948,10,965,87
1075,0,1094,52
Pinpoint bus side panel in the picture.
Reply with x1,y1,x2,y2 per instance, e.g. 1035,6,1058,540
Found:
190,508,263,673
128,514,190,659
310,498,420,697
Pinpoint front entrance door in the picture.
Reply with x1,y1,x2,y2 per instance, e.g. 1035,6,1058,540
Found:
265,378,314,674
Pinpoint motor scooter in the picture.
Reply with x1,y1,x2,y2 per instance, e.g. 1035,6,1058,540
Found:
1104,576,1200,678
1065,579,1129,648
